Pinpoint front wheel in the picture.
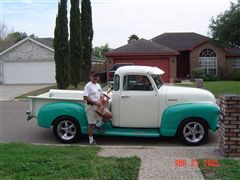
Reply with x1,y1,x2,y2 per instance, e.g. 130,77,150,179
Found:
178,118,208,145
53,116,80,143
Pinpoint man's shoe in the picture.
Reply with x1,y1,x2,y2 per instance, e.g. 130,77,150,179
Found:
89,140,97,145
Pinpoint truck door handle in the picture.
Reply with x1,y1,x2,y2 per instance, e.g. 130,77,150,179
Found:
121,95,130,98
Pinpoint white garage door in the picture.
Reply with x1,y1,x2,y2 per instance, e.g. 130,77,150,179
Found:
4,61,56,84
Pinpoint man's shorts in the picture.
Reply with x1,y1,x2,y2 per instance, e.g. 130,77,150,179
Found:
85,104,110,124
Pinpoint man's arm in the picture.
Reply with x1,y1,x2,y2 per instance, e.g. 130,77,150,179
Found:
84,96,101,106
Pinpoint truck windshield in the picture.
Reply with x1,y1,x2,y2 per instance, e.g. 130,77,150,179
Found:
151,75,164,89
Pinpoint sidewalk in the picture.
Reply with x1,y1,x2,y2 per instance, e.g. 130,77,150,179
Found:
98,146,223,180
0,84,54,101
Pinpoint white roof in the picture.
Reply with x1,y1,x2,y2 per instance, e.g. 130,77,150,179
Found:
115,65,165,76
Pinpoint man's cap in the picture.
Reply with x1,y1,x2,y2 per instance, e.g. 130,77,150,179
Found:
91,70,99,76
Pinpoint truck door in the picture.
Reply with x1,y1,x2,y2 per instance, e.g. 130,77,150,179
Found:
119,74,159,128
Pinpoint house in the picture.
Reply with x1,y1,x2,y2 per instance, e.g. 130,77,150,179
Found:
106,32,240,82
0,37,55,84
0,37,104,84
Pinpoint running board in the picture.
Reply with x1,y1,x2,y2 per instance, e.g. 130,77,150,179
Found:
94,123,160,137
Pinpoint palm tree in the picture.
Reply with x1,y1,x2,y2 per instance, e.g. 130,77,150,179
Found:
128,34,139,44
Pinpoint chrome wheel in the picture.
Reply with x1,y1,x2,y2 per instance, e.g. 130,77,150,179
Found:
178,118,208,145
57,120,76,141
183,122,204,143
53,116,80,143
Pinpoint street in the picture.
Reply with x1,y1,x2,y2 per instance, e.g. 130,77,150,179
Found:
0,100,219,147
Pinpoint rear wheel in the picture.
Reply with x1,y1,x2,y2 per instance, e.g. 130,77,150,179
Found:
53,116,80,143
178,118,208,145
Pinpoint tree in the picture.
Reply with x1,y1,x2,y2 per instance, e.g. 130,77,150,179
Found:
92,43,110,59
8,32,27,42
70,0,82,88
0,22,28,52
128,34,139,44
53,0,69,89
209,0,240,47
81,0,94,82
0,22,9,40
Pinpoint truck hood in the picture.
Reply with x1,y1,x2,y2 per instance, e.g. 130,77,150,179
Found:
164,86,216,105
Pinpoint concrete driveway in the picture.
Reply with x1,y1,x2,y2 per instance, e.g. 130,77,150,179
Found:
0,84,54,101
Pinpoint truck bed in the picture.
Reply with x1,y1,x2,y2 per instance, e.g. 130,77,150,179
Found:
28,89,85,117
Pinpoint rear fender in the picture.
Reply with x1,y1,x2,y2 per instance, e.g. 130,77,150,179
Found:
160,103,219,136
38,102,88,134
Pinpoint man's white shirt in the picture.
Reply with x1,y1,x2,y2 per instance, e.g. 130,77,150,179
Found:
84,82,102,102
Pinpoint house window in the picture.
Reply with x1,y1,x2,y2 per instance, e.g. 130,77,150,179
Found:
198,48,217,76
234,58,240,68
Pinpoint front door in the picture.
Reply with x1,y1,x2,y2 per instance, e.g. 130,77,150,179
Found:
177,51,190,78
119,74,159,128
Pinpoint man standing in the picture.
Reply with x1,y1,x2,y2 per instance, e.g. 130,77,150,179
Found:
83,71,112,145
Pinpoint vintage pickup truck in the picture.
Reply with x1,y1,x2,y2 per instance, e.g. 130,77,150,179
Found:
27,66,219,145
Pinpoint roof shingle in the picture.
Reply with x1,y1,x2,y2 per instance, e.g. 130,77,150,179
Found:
35,38,54,49
152,32,208,51
106,38,178,56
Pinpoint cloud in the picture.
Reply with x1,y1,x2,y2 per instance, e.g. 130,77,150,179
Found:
21,0,32,4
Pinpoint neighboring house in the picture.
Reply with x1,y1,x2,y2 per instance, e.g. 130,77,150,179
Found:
0,37,55,84
106,32,240,82
0,37,104,84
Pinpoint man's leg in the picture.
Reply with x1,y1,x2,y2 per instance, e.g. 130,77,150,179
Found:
102,111,112,122
88,124,96,144
95,109,112,128
86,105,97,144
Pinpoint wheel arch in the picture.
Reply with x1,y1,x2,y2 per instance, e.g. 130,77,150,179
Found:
52,115,80,126
160,103,219,136
176,116,210,133
37,102,88,134
177,116,211,131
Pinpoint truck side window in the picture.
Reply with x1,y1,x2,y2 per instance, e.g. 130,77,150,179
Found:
113,75,120,91
123,75,153,91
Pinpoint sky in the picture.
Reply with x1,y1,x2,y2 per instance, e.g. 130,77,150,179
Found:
0,0,237,48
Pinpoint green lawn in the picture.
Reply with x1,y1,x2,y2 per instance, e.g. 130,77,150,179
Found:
0,143,140,180
199,159,240,179
175,81,240,97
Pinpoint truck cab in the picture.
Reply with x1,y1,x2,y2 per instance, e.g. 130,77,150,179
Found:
111,66,164,128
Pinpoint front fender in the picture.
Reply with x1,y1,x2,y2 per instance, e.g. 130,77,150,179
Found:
38,102,88,133
160,103,219,136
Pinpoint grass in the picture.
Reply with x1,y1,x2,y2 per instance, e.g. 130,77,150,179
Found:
175,81,240,97
0,143,140,180
199,159,240,179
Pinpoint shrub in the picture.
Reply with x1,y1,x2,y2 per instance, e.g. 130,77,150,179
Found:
191,68,205,78
173,79,181,83
203,74,219,81
230,69,240,81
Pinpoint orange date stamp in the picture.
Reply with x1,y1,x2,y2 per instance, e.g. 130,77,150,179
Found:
175,159,219,168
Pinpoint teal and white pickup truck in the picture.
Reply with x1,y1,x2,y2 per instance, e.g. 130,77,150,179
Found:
27,66,219,145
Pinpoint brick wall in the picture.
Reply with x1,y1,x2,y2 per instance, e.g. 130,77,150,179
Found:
218,94,240,157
